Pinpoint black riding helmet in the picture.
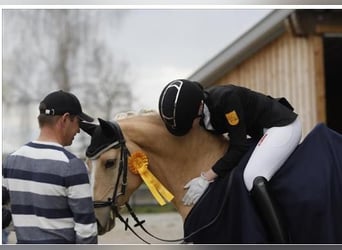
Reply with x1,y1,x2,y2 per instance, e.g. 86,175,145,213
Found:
158,79,204,136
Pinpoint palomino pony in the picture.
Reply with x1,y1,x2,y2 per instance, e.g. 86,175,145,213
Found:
81,111,228,239
81,111,342,244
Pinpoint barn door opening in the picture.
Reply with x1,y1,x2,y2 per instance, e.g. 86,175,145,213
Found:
323,35,342,134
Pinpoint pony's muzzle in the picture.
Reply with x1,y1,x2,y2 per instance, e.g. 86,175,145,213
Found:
96,217,115,235
94,206,116,235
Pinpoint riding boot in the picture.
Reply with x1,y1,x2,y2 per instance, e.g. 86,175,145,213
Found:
251,176,289,243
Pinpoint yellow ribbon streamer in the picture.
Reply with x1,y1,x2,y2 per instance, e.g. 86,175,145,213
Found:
128,151,174,206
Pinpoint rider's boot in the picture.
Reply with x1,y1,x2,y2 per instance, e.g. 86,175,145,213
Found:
250,176,289,243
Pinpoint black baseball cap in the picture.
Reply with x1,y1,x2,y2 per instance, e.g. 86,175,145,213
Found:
39,90,94,122
158,79,204,136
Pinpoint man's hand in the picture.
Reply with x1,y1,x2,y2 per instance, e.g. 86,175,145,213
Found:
182,173,213,206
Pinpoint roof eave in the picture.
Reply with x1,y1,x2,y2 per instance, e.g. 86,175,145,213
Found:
188,9,295,87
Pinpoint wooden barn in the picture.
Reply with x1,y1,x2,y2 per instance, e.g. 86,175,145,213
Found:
189,9,342,136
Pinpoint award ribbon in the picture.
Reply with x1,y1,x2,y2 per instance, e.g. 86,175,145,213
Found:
128,151,174,206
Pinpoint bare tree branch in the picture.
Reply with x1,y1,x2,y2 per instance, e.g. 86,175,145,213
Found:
3,9,133,154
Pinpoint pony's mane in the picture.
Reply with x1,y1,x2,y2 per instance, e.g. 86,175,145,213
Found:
114,109,158,120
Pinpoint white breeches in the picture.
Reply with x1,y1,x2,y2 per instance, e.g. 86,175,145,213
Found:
243,117,302,191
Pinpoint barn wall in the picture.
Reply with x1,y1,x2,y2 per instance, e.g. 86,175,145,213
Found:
215,31,325,137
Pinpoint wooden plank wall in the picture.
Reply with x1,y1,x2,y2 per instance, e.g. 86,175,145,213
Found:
215,31,325,137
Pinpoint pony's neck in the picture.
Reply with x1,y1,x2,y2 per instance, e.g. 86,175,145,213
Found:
118,113,166,153
118,112,228,220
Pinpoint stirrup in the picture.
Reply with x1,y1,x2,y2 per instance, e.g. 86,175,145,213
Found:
251,176,289,243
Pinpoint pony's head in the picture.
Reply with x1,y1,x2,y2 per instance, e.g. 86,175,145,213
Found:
81,118,129,235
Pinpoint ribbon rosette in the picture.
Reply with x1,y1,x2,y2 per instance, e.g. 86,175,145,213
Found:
128,151,174,206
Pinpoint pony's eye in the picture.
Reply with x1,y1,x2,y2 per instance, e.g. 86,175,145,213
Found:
104,159,116,169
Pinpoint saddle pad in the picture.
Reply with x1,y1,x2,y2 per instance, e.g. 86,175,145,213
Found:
184,123,342,243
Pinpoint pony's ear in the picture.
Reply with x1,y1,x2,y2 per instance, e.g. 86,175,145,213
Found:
98,118,117,138
80,121,98,136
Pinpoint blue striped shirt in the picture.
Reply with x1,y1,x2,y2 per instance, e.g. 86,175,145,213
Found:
3,141,98,244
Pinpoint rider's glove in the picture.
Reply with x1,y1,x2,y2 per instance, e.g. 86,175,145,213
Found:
182,173,213,206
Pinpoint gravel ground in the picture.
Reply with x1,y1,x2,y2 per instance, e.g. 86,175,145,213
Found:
99,212,184,244
6,212,184,245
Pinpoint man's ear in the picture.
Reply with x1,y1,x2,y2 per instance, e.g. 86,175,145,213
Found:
60,113,71,124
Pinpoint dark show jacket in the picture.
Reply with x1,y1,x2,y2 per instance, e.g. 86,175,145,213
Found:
203,84,298,177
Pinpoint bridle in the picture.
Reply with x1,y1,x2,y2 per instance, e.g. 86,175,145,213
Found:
92,120,235,244
93,121,128,208
91,120,129,236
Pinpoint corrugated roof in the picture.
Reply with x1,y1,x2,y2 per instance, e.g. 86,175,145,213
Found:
188,9,295,87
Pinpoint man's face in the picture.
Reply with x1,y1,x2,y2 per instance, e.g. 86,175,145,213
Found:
63,114,80,146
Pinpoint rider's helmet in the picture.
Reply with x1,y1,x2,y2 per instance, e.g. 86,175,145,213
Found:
158,79,204,136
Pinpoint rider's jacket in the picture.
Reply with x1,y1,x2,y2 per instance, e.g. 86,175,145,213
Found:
201,84,298,177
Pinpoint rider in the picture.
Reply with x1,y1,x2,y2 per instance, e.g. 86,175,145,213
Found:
158,79,302,243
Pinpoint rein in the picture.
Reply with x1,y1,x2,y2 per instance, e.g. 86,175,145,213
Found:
94,120,235,244
116,168,236,244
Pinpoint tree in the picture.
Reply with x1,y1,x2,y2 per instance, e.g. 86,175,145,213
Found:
3,9,132,155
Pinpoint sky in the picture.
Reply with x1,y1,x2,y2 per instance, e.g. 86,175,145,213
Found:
111,9,272,110
2,7,273,154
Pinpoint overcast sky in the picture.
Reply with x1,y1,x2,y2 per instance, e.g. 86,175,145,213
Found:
2,8,273,154
110,9,272,110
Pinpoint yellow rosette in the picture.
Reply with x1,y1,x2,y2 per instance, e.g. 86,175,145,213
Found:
128,151,174,206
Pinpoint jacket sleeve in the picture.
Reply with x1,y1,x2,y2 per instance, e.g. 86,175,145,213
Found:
212,91,250,177
212,143,249,177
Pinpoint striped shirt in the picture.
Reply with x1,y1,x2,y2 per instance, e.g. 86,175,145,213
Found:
3,141,98,244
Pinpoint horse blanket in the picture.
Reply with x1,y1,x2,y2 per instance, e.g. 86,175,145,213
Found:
184,123,342,243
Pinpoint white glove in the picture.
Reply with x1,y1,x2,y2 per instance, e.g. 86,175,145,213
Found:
182,173,212,206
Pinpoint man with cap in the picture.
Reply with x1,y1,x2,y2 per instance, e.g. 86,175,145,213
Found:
159,79,302,243
2,90,98,244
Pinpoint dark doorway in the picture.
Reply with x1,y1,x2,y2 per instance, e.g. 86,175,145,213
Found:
323,36,342,134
